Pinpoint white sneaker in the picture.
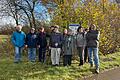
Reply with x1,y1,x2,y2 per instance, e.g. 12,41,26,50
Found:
95,68,99,74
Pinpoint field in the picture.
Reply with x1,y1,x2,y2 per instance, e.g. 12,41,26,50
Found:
0,35,120,80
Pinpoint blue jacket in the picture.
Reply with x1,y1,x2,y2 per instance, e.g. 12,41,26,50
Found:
11,31,26,47
25,32,37,48
37,32,47,48
50,32,63,48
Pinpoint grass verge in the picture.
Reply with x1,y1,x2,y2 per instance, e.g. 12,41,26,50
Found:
0,52,120,80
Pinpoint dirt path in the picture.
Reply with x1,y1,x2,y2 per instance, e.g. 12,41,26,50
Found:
82,67,120,80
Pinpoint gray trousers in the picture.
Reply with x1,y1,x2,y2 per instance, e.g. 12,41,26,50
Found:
51,48,61,65
77,47,85,65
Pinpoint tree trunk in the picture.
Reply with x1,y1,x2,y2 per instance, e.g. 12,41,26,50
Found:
31,12,36,29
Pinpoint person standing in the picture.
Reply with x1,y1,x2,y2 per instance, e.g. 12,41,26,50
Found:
76,27,86,66
84,28,89,63
11,24,26,63
47,26,55,56
37,27,47,63
25,28,37,62
49,25,63,66
62,29,74,66
86,24,100,74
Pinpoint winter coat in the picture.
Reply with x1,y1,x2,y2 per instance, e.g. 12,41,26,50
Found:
50,32,63,48
76,32,86,47
11,31,26,47
37,32,47,48
86,30,100,48
62,34,74,55
25,32,37,48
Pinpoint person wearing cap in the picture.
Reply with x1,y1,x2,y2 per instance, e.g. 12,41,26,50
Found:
49,25,63,66
62,29,74,66
11,24,26,63
50,26,55,33
37,27,47,63
25,28,37,62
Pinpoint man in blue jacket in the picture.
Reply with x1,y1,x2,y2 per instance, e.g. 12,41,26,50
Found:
11,24,26,63
25,28,37,62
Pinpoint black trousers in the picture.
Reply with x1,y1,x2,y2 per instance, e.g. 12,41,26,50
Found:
63,55,72,66
77,47,84,65
84,46,89,62
39,48,46,63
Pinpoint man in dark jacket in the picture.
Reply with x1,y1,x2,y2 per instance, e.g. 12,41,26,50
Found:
86,24,100,74
50,25,63,66
25,28,37,62
37,27,47,63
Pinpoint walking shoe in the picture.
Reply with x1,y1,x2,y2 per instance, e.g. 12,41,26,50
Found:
95,68,99,74
79,63,83,66
14,61,19,64
55,64,59,66
90,64,93,68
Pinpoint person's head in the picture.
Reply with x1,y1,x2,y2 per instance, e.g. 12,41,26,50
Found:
39,27,44,32
89,24,96,30
77,27,83,33
63,29,68,35
16,24,22,31
84,28,89,32
50,26,54,31
68,29,72,35
54,25,59,32
30,28,35,33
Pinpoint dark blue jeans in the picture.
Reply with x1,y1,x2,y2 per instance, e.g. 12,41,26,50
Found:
39,48,46,63
14,47,23,62
28,48,36,62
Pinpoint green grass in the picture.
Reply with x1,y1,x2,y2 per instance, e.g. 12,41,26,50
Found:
0,35,120,80
0,52,120,80
0,35,9,38
0,35,9,43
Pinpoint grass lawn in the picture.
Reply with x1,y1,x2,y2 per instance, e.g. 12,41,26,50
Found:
0,35,9,43
0,52,120,80
0,35,9,38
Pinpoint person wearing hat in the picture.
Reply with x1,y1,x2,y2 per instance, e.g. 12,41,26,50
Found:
11,24,26,63
37,27,47,63
62,29,74,66
49,25,63,66
25,28,37,62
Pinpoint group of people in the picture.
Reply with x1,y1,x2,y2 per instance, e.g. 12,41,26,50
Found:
11,24,100,73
